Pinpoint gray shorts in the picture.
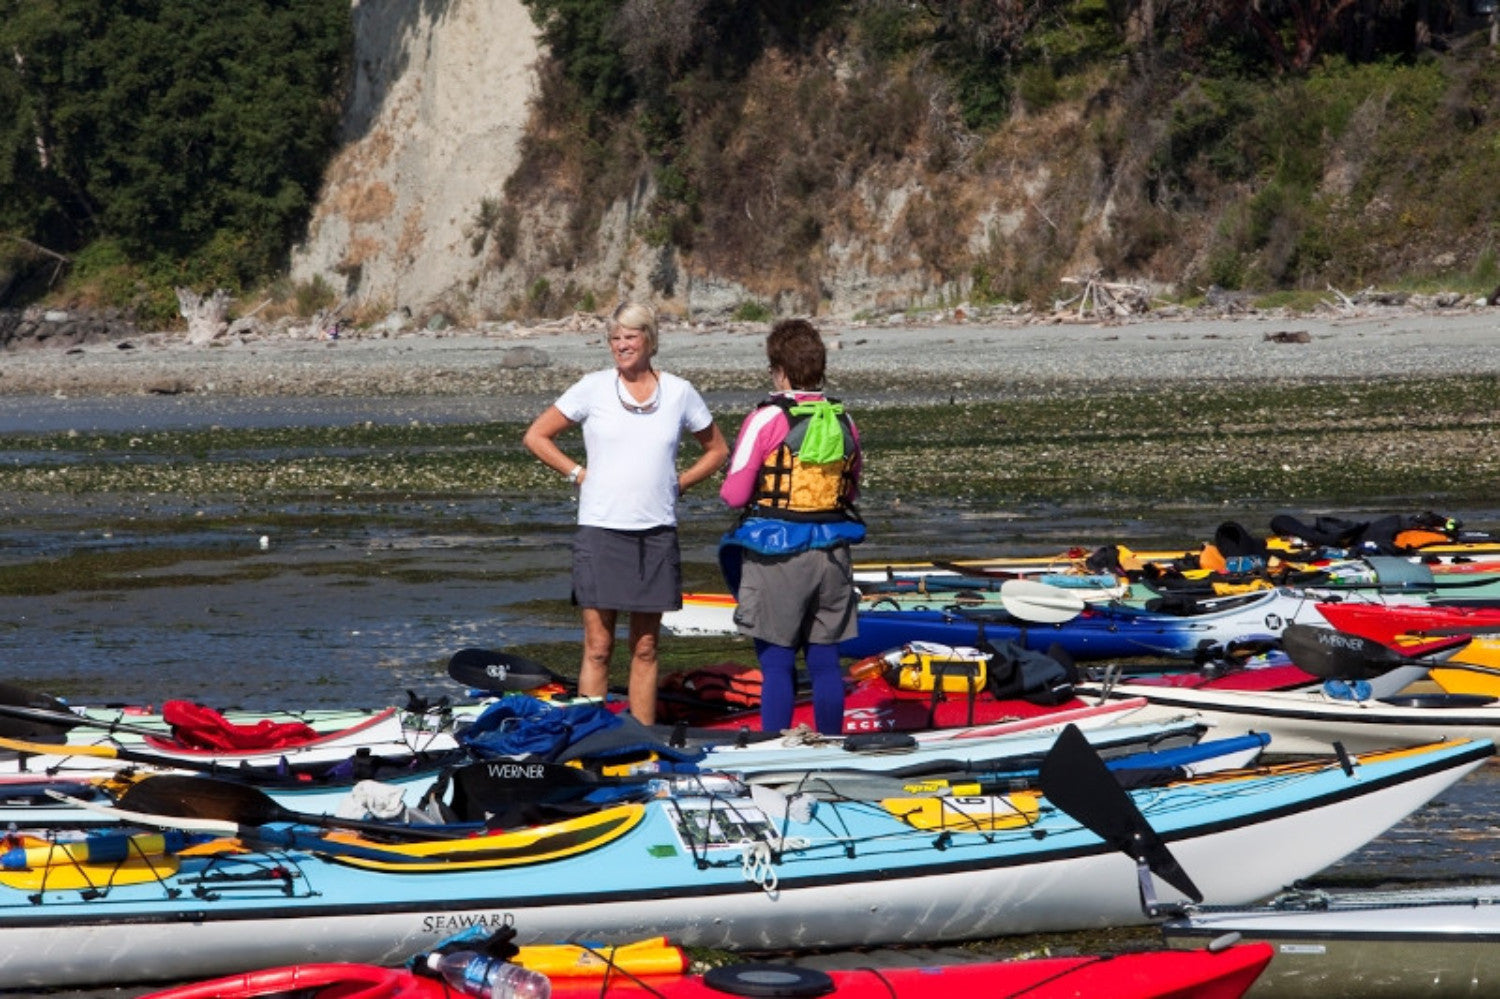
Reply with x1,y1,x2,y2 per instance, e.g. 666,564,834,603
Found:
733,545,858,647
572,525,682,613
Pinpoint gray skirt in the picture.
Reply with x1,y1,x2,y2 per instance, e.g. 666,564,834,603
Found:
732,545,858,647
571,525,683,613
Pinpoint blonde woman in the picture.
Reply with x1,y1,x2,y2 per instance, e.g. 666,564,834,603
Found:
524,302,728,724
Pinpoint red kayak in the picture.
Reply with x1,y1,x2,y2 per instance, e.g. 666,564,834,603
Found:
1318,601,1500,645
138,943,1274,999
681,654,1314,735
1127,662,1316,692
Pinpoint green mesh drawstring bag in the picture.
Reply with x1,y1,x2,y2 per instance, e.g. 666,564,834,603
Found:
789,401,846,463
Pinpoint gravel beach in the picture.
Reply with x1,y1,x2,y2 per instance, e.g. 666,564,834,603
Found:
1,306,1497,402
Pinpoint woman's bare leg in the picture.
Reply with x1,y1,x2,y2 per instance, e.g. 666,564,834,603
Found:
579,607,617,699
625,612,662,725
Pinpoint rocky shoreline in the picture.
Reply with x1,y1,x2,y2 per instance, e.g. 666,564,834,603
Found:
0,300,1497,400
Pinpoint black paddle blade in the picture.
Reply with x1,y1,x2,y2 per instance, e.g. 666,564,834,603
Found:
1038,724,1202,903
115,770,472,842
0,683,81,739
1281,623,1469,680
0,713,70,743
452,759,604,800
447,760,610,824
1280,624,1400,679
448,649,561,693
115,774,282,826
0,682,74,714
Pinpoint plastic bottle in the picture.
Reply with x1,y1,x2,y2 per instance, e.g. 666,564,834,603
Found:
425,950,553,999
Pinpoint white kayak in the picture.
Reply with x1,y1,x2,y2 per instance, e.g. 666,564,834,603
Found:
1162,883,1500,998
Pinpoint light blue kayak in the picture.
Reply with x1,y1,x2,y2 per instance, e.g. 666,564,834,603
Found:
0,735,1486,988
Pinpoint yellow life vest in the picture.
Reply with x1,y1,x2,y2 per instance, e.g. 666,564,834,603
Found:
751,396,857,519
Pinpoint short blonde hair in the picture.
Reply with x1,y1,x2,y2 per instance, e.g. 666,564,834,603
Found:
611,302,658,357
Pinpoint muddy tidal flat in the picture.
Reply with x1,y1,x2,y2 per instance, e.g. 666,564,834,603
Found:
2,307,1499,997
1,306,1498,705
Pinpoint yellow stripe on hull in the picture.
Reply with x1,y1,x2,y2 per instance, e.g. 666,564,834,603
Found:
319,803,646,872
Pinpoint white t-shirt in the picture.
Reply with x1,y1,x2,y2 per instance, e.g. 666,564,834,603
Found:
555,369,715,529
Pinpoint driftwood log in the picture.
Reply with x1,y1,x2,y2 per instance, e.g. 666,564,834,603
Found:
176,287,232,345
1055,274,1151,319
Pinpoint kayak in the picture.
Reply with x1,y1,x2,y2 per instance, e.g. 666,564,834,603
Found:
1307,557,1500,603
1316,601,1500,645
857,572,1132,606
0,704,460,776
839,587,1331,660
0,734,1482,987
1161,883,1500,998
690,715,1209,777
680,651,1089,734
1076,671,1500,754
455,693,1214,779
137,940,1274,999
449,640,1291,738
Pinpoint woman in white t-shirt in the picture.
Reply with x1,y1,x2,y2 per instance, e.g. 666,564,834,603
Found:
523,302,728,724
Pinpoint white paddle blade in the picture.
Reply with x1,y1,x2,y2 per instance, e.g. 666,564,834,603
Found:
999,579,1088,623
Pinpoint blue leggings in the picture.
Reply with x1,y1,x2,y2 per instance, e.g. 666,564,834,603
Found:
756,639,845,735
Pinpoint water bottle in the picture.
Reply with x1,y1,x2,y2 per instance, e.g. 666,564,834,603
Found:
425,950,552,999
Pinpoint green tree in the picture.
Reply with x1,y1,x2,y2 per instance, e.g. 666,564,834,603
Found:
522,0,637,116
0,0,349,299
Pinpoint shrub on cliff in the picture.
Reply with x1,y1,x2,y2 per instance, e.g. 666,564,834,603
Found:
0,0,350,316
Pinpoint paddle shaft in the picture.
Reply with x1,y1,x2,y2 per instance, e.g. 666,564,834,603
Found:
52,790,450,863
0,702,164,739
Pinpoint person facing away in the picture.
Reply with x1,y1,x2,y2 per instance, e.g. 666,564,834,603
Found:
523,302,729,725
718,318,865,735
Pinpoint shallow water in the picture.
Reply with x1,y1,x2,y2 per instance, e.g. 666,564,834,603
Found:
2,393,1498,997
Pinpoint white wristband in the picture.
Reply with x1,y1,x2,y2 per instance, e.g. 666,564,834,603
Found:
566,465,583,484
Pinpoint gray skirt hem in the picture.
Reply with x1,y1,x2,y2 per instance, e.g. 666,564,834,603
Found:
571,524,683,613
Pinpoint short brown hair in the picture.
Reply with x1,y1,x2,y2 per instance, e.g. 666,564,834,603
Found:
766,319,825,390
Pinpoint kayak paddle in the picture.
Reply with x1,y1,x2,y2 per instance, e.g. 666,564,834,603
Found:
1279,623,1500,702
929,561,1018,583
1280,623,1471,680
49,790,453,865
1037,722,1202,913
113,773,469,841
0,701,166,740
0,683,81,742
998,579,1088,623
443,759,668,824
0,682,74,715
447,648,563,693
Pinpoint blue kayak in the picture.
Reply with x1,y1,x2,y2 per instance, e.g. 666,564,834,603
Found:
841,587,1331,661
